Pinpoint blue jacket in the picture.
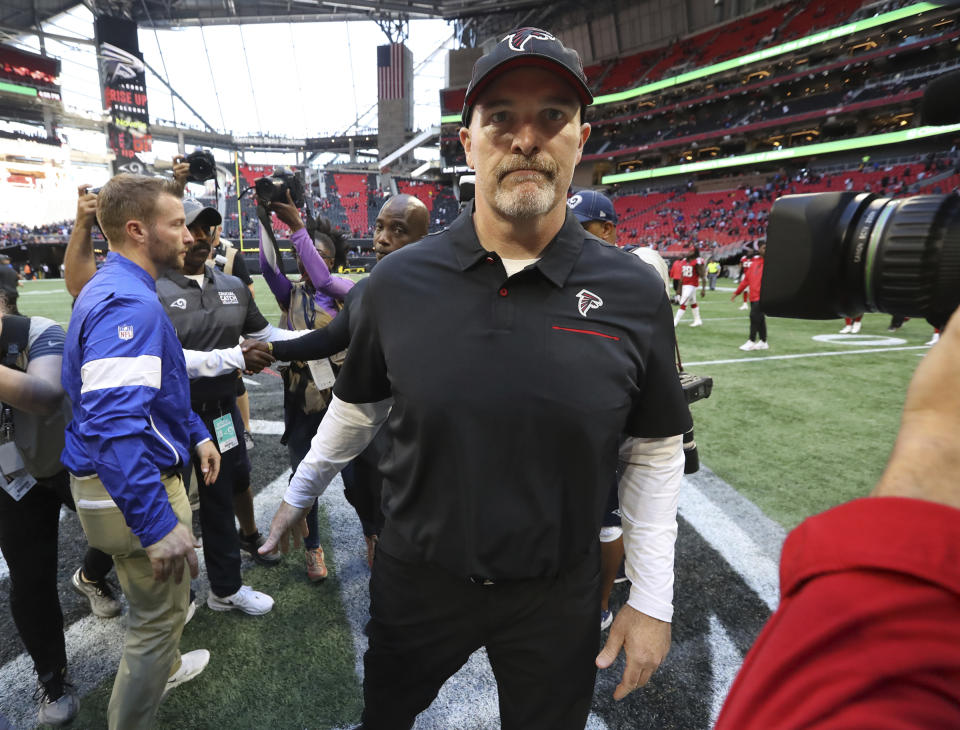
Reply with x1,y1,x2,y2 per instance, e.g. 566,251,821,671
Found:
62,253,209,547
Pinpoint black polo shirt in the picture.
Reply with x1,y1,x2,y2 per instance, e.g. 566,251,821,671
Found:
335,204,692,581
157,264,268,403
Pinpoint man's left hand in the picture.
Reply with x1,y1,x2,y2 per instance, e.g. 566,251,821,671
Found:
595,605,671,700
195,440,221,485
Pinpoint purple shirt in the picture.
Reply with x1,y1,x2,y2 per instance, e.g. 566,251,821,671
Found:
260,226,353,323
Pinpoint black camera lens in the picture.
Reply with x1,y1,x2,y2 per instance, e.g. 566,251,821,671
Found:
761,192,960,325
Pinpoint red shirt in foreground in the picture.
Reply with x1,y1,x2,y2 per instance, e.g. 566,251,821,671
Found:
716,497,960,730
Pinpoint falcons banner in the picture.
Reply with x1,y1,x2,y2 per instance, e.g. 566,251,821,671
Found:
94,15,153,175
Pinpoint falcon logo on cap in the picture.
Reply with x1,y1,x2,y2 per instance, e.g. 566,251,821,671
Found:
504,28,556,52
576,289,603,317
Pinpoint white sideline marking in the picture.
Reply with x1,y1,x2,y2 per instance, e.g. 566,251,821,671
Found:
685,344,929,367
0,470,292,730
708,614,742,727
248,419,285,435
679,482,780,611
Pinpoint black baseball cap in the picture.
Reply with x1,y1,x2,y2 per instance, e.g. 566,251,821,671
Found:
461,28,593,127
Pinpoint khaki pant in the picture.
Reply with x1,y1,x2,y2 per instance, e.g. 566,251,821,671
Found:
71,473,191,730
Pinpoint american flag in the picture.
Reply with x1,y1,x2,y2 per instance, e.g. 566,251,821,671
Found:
377,43,405,100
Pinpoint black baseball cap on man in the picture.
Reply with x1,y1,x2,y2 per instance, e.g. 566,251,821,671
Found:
461,28,594,127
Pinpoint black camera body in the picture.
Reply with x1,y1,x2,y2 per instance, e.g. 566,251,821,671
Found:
254,169,305,208
761,192,960,328
186,150,217,183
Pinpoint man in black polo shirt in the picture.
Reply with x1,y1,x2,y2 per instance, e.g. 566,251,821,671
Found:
263,29,690,729
157,198,305,615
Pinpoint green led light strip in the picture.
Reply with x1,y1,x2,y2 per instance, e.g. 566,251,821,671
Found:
0,81,38,97
600,123,960,184
591,2,944,106
440,1,945,124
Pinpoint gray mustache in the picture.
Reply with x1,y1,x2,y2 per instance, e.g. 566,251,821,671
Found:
496,158,558,182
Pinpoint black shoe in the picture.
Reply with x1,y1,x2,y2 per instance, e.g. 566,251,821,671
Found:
238,529,281,565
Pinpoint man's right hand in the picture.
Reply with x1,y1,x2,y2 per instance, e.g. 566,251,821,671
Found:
241,339,274,373
75,185,98,229
260,499,310,556
144,522,200,583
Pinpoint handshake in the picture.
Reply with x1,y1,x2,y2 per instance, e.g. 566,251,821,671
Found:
240,339,275,374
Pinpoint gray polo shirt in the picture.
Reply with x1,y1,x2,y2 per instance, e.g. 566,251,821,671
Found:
157,264,268,403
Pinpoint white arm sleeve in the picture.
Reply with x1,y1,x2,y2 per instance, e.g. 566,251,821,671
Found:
284,394,393,508
244,323,312,342
182,346,245,378
618,434,684,622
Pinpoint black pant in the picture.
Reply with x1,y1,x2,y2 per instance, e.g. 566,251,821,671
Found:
191,400,250,598
361,547,600,730
750,301,767,342
0,470,113,676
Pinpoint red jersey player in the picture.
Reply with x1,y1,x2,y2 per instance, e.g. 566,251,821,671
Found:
674,249,705,327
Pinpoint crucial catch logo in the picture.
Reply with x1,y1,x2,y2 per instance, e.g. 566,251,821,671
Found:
218,291,239,305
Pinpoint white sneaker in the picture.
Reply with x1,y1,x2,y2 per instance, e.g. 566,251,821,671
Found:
207,585,274,615
753,341,769,350
839,325,852,334
690,320,703,327
162,650,210,699
739,340,756,351
739,302,749,310
851,321,862,333
926,333,940,346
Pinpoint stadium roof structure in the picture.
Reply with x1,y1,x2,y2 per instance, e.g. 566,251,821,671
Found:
1,0,565,32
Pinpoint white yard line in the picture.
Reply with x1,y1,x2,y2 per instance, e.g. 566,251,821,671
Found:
685,344,929,367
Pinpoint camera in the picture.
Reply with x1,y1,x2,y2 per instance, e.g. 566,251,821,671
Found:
186,149,217,183
761,73,960,328
761,192,960,327
254,168,305,208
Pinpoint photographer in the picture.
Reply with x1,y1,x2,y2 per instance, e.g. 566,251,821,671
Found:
716,310,960,727
257,191,353,580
